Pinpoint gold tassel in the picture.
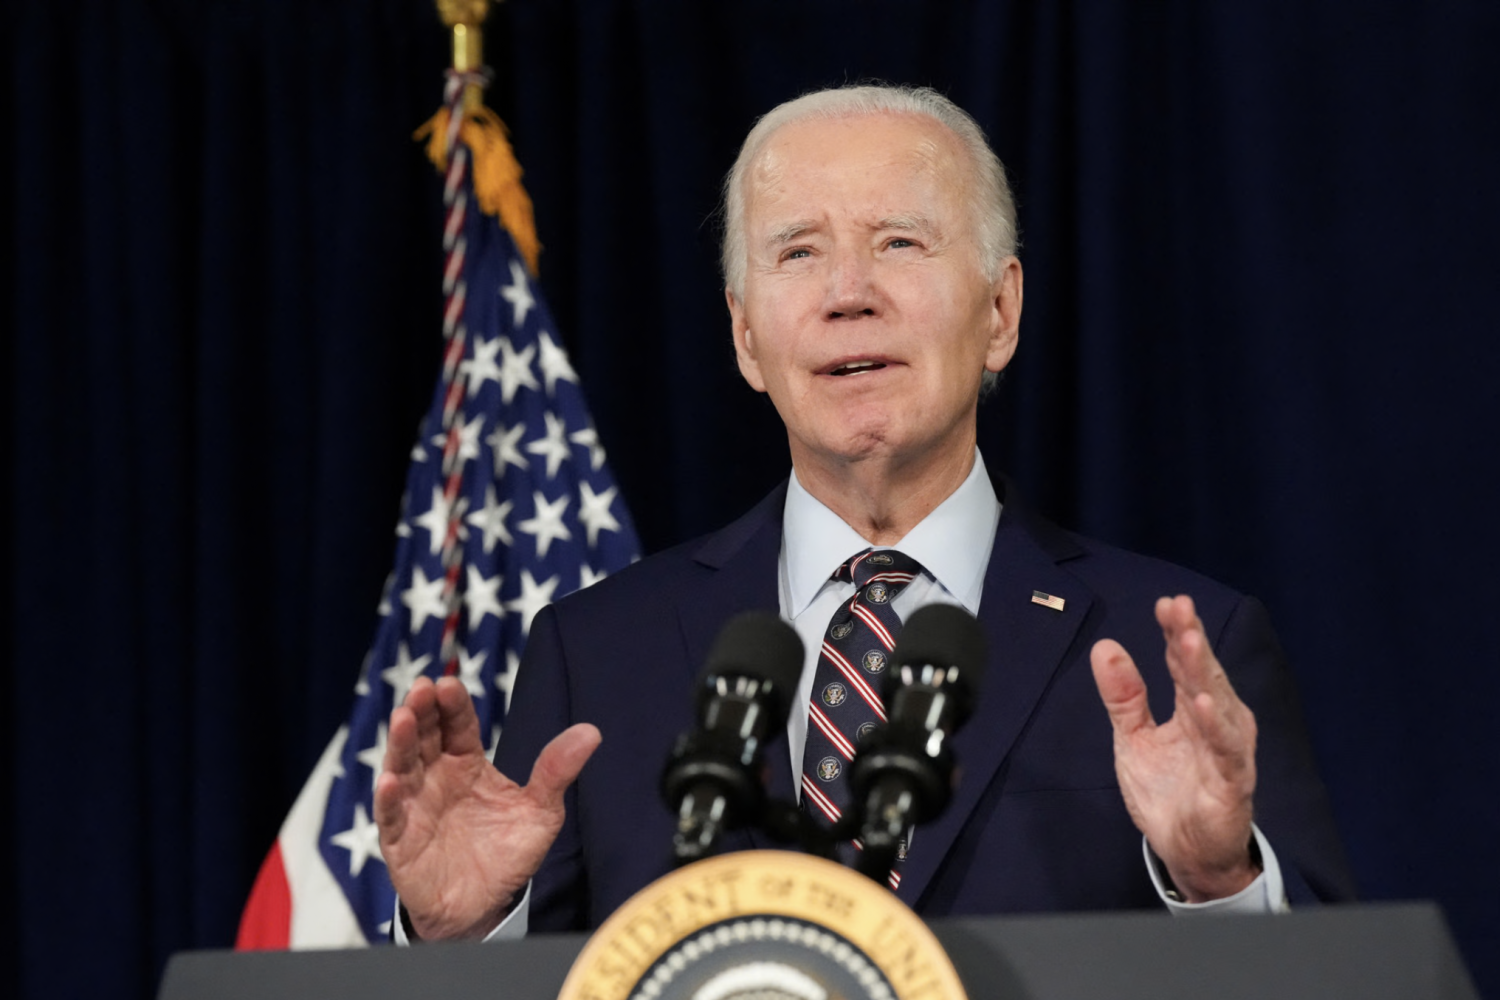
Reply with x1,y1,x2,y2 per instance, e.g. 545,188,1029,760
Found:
415,106,542,276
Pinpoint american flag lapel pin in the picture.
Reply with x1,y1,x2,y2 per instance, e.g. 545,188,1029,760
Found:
1031,590,1066,612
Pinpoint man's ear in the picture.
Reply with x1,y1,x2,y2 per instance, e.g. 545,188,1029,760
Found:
984,258,1023,375
727,287,767,392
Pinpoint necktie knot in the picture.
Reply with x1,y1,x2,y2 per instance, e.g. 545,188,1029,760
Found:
837,547,923,593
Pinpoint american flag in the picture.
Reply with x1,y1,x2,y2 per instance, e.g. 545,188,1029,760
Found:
236,156,639,947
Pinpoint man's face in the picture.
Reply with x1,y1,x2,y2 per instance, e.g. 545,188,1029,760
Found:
728,112,1021,475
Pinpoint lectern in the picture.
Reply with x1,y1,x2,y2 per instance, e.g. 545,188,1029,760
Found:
161,902,1476,1000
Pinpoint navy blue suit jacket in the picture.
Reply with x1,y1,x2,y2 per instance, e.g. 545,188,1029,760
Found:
493,476,1355,931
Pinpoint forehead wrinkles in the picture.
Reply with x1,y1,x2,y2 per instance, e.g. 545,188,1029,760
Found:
744,116,971,233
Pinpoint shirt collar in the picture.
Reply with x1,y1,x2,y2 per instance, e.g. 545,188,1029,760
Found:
782,450,1000,618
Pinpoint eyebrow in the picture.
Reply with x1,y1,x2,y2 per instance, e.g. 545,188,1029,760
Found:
765,220,819,248
764,215,939,249
876,214,938,236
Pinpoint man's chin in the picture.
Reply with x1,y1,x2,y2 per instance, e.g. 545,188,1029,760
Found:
793,417,977,472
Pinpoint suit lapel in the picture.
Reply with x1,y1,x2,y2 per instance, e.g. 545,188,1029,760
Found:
668,484,796,848
660,476,1095,878
892,492,1095,907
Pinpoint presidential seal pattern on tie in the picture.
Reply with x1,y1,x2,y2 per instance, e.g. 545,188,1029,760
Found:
801,548,924,889
555,851,968,1000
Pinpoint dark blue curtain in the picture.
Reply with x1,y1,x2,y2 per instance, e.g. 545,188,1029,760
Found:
7,2,1498,999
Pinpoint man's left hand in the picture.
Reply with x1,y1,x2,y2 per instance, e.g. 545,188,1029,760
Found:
1090,595,1260,902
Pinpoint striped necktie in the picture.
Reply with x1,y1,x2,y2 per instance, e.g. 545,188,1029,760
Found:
801,547,922,887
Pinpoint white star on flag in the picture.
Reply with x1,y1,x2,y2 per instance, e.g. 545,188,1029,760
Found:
499,258,536,327
526,411,572,479
380,643,432,703
496,337,539,405
579,564,609,589
466,485,514,553
432,414,486,465
457,647,489,700
461,336,504,396
536,331,579,394
329,804,383,878
463,565,505,630
413,486,459,555
400,566,449,633
577,481,622,548
355,722,389,795
518,490,572,558
569,425,607,471
486,421,529,478
504,569,559,637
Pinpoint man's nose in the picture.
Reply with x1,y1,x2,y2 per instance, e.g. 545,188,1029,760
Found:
823,249,879,321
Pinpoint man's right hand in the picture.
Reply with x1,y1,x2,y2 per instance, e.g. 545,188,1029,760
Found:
373,675,601,941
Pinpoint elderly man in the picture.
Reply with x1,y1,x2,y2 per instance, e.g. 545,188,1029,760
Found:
375,84,1352,941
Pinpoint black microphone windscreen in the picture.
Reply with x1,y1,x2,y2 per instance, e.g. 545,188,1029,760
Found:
891,603,988,690
702,611,805,693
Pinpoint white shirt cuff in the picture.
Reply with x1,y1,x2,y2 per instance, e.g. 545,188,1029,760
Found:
1144,824,1289,915
391,881,532,945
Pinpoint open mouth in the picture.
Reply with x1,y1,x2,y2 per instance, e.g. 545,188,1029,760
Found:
827,360,888,376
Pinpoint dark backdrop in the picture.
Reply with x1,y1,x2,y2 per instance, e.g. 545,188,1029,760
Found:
7,2,1498,999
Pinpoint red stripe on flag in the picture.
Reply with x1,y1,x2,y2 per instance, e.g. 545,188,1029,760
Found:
235,841,292,951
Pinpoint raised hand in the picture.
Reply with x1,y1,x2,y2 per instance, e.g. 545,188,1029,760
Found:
373,675,601,939
1090,595,1259,902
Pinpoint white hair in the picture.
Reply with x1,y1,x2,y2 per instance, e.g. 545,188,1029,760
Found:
720,83,1019,300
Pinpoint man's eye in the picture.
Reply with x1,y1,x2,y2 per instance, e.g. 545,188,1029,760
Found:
783,248,812,260
887,238,915,249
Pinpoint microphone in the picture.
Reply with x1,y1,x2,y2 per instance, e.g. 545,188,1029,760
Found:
848,602,987,882
660,611,804,865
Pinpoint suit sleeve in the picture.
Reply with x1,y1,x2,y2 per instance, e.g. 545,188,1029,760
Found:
490,603,593,931
1213,595,1357,904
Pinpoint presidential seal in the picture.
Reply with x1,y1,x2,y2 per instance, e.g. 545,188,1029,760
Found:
821,683,848,707
830,621,854,641
865,582,890,604
861,650,887,674
557,851,968,1000
817,756,842,782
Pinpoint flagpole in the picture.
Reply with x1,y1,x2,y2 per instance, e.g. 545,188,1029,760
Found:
437,0,491,111
433,0,493,674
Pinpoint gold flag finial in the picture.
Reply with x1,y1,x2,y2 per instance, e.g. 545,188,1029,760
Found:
421,0,540,273
437,0,492,108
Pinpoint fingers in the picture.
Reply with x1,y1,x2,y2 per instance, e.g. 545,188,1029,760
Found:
526,723,603,810
1155,595,1256,763
1090,638,1155,736
373,769,406,839
385,697,423,780
400,675,484,764
1156,595,1230,701
434,675,486,757
374,677,487,828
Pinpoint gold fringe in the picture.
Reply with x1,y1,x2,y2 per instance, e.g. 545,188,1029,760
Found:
415,105,541,275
